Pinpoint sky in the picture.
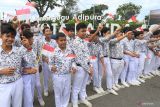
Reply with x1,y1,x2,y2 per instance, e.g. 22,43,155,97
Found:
0,0,160,21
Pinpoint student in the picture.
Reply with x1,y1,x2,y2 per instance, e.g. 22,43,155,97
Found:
109,28,128,94
40,27,57,96
88,30,106,94
98,27,119,94
50,32,77,107
71,23,102,107
0,23,29,107
120,27,140,86
21,29,38,107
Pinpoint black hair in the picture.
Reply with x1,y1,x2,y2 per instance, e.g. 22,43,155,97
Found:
101,27,110,34
55,32,66,40
122,27,133,33
153,30,160,35
43,27,50,34
65,24,74,32
90,30,100,36
143,28,149,32
133,31,143,38
22,29,33,39
21,23,30,31
1,23,16,36
76,23,87,31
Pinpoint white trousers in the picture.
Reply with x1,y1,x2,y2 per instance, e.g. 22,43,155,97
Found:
137,53,146,77
144,50,154,75
0,78,23,107
72,66,89,104
42,62,51,92
23,74,36,107
104,57,113,89
91,58,102,88
52,74,71,107
110,58,124,85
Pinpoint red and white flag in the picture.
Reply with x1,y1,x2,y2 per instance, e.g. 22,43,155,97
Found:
16,8,30,15
136,26,144,31
106,13,114,19
42,44,55,57
25,1,37,7
67,54,76,59
7,13,15,18
128,16,137,23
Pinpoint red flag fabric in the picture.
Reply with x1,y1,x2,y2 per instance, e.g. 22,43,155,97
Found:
16,8,30,15
41,44,55,57
67,54,76,59
136,26,144,31
43,44,55,52
128,16,137,23
26,1,37,7
90,56,96,60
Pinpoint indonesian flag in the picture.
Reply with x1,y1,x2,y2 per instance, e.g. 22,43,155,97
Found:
128,16,137,23
136,26,144,31
7,13,15,18
86,23,94,35
16,8,30,15
41,44,55,57
90,56,96,60
83,38,90,42
106,13,114,19
25,1,37,7
67,54,76,59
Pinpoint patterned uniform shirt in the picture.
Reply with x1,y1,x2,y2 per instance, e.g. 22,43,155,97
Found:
50,46,76,75
21,47,38,75
72,36,91,73
109,38,124,58
88,42,103,58
0,46,27,84
121,37,134,52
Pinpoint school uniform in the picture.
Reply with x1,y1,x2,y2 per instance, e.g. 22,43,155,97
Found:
88,41,104,92
99,36,114,90
109,38,124,87
134,39,148,79
71,36,92,106
21,47,37,107
121,38,139,85
40,36,57,94
0,46,27,107
49,46,76,107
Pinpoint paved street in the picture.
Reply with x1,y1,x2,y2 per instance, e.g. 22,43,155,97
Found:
34,74,160,107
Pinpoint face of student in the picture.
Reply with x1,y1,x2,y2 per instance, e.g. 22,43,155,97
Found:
77,28,87,39
68,30,74,37
44,28,51,38
116,32,123,38
1,33,15,46
56,37,67,49
138,34,144,40
104,31,110,37
126,31,134,40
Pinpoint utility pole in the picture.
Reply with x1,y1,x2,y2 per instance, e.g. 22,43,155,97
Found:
93,4,95,29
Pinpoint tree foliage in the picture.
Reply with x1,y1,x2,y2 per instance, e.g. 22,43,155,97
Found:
28,0,63,17
116,2,142,20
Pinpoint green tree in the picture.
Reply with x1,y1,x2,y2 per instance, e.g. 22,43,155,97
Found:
116,2,142,20
28,0,62,17
82,4,108,16
60,0,78,18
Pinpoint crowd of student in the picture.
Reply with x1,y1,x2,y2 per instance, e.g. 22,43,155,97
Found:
0,19,160,107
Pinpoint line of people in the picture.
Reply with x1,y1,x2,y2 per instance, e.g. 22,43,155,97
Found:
0,21,160,107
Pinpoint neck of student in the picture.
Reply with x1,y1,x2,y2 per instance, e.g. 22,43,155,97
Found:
2,44,12,53
45,37,51,42
60,47,66,52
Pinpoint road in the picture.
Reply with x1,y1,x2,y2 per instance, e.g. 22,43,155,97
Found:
34,74,160,107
